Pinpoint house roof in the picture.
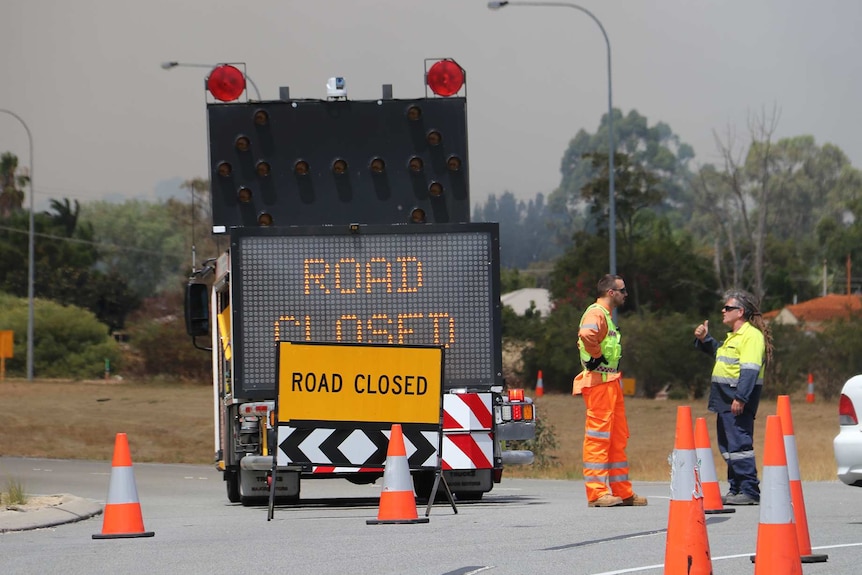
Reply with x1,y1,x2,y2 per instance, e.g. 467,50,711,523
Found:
501,288,551,316
769,294,862,325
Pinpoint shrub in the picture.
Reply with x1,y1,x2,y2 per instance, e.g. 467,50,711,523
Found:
0,293,121,379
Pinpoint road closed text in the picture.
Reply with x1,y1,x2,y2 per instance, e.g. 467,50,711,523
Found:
277,342,442,424
291,372,429,395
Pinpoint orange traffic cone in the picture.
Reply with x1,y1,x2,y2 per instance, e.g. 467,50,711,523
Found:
752,415,802,574
92,433,154,539
367,424,429,524
535,370,544,398
806,373,815,403
664,406,713,575
694,417,734,515
777,395,828,563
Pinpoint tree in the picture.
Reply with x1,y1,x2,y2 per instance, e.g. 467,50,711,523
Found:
473,191,560,268
80,199,188,297
692,108,862,303
0,152,27,217
550,109,696,242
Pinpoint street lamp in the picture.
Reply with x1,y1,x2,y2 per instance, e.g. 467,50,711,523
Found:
161,61,262,101
0,109,35,380
488,0,616,276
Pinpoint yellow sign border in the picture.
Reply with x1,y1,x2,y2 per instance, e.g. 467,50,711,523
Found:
276,341,443,426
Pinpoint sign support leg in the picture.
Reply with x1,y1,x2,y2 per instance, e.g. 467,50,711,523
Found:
424,468,457,517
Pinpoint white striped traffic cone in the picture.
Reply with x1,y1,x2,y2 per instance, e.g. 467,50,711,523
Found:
92,433,154,539
777,395,827,563
694,417,734,515
664,406,712,574
752,415,802,574
367,424,429,524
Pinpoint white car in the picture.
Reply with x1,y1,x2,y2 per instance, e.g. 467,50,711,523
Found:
835,374,862,486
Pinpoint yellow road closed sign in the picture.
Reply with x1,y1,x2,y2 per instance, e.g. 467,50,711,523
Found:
276,341,443,425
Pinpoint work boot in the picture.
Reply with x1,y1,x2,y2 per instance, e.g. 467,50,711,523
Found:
621,493,648,506
724,492,759,505
588,494,623,507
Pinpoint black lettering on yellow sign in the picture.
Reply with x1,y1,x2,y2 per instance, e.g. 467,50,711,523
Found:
354,374,428,395
277,342,443,425
291,372,344,392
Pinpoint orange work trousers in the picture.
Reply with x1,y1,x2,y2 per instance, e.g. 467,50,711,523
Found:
581,379,633,502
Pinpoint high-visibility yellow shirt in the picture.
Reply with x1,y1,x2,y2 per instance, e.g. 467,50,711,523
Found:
573,301,621,394
711,321,764,403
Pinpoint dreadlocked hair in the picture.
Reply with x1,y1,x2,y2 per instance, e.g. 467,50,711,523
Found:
724,289,774,366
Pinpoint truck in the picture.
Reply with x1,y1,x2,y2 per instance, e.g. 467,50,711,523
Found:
184,60,536,506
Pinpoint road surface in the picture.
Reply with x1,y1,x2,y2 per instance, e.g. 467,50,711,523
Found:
1,457,860,574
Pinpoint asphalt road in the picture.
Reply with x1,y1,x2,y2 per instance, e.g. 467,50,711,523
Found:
1,456,861,575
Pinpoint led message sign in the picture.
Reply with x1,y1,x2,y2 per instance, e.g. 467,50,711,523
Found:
232,224,501,398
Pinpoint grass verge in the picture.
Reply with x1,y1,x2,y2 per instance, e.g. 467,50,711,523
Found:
0,379,840,482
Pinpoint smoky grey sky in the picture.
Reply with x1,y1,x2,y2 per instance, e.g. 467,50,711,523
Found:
2,0,860,212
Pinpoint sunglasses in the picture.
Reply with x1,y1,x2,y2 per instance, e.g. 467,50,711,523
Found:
612,287,628,294
722,305,741,312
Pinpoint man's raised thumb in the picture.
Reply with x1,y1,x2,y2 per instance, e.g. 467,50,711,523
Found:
704,320,709,330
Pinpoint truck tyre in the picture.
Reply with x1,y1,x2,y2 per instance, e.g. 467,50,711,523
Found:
225,470,241,503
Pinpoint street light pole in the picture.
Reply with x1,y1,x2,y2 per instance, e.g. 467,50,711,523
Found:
161,61,262,100
0,109,35,380
488,0,616,275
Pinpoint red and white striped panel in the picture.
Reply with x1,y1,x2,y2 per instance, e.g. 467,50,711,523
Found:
442,432,493,470
311,466,384,474
443,393,493,431
442,393,494,470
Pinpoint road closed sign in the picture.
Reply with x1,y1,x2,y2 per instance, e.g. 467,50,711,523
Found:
276,341,443,425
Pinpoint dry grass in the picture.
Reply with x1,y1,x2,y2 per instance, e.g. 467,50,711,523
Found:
506,391,841,482
0,378,213,464
0,379,840,482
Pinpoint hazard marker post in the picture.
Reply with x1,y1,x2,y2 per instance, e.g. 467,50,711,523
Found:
535,370,544,398
806,372,815,403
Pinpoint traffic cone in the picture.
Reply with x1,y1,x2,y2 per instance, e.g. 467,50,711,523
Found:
535,370,544,398
752,415,802,574
777,395,828,563
367,424,429,524
664,406,713,575
806,373,815,403
92,433,154,539
694,417,734,515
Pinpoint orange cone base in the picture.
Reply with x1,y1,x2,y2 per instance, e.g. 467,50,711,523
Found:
704,507,735,515
93,502,154,539
366,490,429,525
366,517,430,525
664,500,713,575
752,553,830,564
702,483,735,514
93,531,155,539
750,524,803,573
